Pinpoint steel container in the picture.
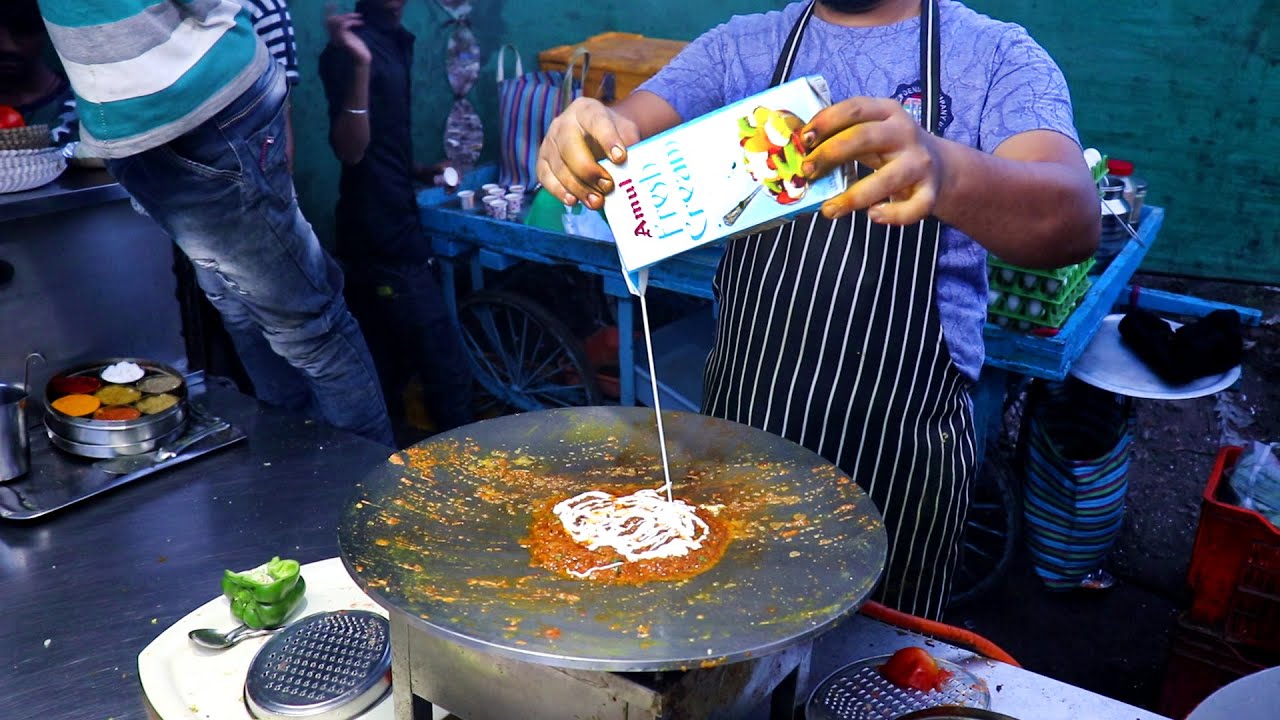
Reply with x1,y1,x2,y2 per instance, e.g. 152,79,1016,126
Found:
0,382,29,481
42,358,188,457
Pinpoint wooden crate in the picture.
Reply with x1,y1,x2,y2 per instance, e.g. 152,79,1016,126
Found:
538,32,687,103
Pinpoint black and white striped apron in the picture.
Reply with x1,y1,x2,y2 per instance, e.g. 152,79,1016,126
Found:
701,0,976,619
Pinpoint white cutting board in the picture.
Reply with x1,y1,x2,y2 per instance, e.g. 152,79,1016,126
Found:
138,557,450,720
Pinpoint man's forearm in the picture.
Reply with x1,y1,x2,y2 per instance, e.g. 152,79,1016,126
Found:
330,61,372,165
932,133,1099,269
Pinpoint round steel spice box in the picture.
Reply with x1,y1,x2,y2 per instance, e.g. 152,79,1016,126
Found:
42,358,188,458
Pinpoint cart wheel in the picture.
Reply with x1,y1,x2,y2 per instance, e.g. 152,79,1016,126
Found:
458,289,603,412
948,447,1021,608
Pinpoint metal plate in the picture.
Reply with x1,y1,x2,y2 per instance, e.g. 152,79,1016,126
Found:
339,406,886,672
1187,666,1280,720
806,655,990,720
1069,315,1240,400
0,375,248,521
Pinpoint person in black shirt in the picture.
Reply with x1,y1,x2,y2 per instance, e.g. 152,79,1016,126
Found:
320,0,473,436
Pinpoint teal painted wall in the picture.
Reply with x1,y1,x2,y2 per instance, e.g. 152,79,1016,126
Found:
288,1,1279,283
286,1,791,250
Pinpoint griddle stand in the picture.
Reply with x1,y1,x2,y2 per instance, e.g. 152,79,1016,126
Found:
390,613,811,720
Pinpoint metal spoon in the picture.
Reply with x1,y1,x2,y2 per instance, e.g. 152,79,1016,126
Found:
96,420,230,475
188,623,279,650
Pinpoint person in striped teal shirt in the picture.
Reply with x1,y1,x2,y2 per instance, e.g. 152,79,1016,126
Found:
37,0,395,446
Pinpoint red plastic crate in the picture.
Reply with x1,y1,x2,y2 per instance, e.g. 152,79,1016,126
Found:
1187,446,1280,653
1225,542,1280,650
1158,615,1273,719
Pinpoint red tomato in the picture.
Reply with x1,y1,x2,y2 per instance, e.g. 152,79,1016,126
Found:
879,646,953,693
0,106,25,130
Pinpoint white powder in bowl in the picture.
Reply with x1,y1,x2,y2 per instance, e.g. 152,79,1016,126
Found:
101,361,145,384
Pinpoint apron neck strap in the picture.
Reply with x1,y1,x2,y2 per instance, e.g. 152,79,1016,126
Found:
770,1,819,88
919,0,941,135
771,0,943,136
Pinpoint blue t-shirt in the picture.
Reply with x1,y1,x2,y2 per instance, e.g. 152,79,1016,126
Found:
639,0,1080,381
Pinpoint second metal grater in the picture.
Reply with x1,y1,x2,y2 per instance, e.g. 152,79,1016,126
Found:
244,610,392,720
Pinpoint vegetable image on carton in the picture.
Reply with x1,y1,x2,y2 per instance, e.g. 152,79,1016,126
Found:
602,76,845,290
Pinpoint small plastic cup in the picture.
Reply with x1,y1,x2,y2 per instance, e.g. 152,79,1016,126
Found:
508,184,527,196
484,197,508,221
485,186,506,198
457,189,477,210
481,183,500,194
504,192,524,217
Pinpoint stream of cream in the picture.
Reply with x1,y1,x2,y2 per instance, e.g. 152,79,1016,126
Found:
553,284,697,578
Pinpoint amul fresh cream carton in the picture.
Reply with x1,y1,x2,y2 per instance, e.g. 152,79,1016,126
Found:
602,76,845,289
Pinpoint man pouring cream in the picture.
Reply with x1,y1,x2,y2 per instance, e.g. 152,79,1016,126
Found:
537,0,1098,619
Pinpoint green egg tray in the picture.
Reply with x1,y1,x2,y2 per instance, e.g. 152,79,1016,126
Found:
987,256,1095,304
987,275,1092,330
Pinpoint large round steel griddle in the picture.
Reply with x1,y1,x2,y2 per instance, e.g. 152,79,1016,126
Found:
338,406,887,672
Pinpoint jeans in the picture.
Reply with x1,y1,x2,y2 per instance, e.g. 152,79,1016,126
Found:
343,257,474,433
108,61,393,446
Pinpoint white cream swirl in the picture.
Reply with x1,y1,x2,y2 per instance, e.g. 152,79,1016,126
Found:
553,488,710,577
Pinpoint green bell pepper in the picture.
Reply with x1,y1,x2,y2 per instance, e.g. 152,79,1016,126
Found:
229,575,307,629
221,556,301,604
221,556,306,629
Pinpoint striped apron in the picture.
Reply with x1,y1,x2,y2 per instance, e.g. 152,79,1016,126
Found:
701,0,976,619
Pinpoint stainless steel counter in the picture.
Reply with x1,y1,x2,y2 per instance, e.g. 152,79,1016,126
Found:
0,168,129,224
0,379,391,720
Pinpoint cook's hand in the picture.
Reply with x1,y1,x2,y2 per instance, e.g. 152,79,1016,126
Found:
537,97,642,210
801,97,943,225
325,6,371,66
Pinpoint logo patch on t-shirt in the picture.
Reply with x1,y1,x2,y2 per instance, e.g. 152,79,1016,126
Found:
892,82,953,134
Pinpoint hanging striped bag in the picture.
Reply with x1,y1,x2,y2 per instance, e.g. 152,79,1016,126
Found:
496,44,590,189
1023,380,1134,590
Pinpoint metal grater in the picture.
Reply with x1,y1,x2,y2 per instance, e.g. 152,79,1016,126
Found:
806,654,991,720
244,610,392,720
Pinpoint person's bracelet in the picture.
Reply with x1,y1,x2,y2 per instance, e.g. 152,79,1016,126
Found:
343,108,369,115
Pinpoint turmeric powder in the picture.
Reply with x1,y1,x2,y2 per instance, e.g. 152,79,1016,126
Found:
52,393,101,417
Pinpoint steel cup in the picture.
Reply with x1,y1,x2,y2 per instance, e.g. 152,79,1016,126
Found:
0,383,29,481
